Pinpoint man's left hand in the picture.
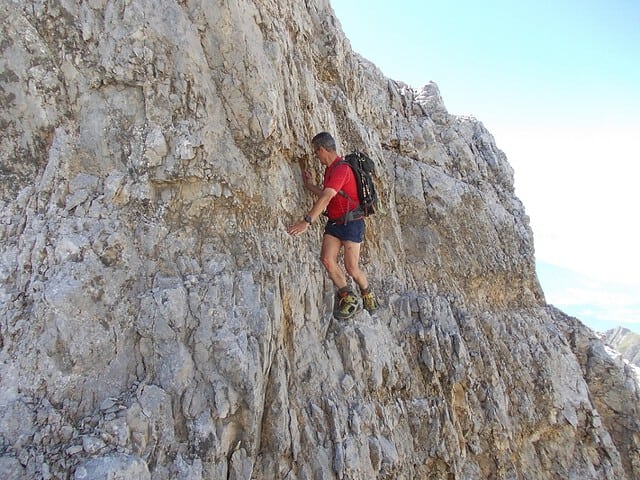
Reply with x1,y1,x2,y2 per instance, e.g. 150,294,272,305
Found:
287,221,309,236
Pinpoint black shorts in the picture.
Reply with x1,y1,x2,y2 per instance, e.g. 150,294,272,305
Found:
324,218,365,243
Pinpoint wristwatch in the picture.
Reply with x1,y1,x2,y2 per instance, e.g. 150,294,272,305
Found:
304,215,313,224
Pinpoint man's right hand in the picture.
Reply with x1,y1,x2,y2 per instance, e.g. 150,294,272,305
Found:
302,169,313,187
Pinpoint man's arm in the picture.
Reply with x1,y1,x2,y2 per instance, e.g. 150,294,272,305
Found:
302,170,324,197
287,187,337,236
308,187,336,219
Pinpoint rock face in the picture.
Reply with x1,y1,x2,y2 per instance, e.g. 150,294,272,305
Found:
1,1,639,479
603,327,640,367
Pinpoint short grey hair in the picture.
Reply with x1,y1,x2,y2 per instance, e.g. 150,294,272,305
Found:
311,132,336,152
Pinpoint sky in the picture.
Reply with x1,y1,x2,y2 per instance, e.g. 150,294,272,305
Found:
331,0,640,333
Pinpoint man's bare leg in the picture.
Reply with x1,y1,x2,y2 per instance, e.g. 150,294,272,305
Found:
320,234,348,289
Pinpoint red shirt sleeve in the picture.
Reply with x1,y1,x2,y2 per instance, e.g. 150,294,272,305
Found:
324,162,352,192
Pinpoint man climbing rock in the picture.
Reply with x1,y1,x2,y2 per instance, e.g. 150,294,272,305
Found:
287,132,378,319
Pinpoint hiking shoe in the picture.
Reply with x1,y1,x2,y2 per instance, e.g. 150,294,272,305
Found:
362,291,378,313
335,291,359,320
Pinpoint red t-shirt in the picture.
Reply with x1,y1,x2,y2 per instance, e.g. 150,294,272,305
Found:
323,156,360,220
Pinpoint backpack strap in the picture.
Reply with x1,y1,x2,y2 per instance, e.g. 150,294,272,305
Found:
338,188,357,203
334,160,357,203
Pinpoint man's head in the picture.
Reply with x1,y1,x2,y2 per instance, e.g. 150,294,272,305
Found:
312,131,337,152
311,132,337,165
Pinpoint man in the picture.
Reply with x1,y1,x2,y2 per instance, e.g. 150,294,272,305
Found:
287,132,378,319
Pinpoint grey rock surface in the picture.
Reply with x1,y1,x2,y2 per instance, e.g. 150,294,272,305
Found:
603,327,640,367
1,0,639,479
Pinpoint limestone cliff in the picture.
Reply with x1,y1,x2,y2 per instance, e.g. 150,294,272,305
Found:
1,1,639,479
603,327,640,367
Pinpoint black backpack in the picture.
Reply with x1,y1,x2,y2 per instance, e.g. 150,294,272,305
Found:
337,152,378,217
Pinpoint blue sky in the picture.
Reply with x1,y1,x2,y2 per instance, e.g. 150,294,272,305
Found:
331,0,640,333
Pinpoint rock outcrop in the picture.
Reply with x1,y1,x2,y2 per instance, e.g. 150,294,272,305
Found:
1,1,639,479
603,327,640,367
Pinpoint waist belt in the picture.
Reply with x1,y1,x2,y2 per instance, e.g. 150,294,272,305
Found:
327,206,364,225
